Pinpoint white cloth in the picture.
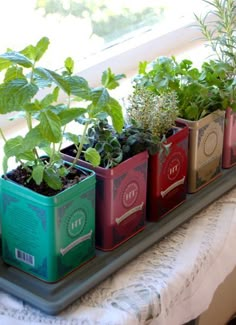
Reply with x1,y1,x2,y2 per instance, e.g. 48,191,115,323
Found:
0,188,236,325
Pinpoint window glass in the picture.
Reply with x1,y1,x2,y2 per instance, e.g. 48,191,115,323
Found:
0,0,203,69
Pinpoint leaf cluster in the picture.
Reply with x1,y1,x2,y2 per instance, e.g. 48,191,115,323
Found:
84,119,158,168
133,56,230,120
195,0,236,67
0,37,125,190
127,85,178,137
194,0,236,110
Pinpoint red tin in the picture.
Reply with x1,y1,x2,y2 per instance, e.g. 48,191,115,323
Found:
147,122,188,221
222,107,236,168
62,150,148,251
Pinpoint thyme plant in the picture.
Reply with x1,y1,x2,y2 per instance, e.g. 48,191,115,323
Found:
127,86,179,139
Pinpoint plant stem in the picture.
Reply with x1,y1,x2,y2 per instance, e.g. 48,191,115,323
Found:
0,128,7,142
68,121,90,171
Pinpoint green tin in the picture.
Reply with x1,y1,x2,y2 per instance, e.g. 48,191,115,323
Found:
0,165,96,283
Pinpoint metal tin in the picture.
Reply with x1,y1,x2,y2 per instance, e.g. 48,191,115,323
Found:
222,107,236,168
177,110,225,193
147,122,188,221
62,150,148,251
0,165,96,282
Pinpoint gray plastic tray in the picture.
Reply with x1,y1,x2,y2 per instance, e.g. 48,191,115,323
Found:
0,166,236,315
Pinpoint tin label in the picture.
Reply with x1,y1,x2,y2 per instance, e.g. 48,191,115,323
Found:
122,182,139,208
67,208,86,237
167,157,181,181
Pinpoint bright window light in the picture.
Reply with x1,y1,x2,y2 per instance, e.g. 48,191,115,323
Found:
0,0,208,130
0,0,204,70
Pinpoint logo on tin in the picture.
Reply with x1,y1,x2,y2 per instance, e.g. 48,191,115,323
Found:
122,182,139,208
67,209,86,237
167,157,181,181
203,130,218,156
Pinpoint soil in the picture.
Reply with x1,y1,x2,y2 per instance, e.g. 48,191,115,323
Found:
5,165,89,197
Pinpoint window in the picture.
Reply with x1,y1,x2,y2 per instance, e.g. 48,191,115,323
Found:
1,1,204,70
0,0,207,129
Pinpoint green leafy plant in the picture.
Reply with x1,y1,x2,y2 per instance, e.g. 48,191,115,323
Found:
195,0,236,67
127,85,179,137
133,56,224,120
67,118,157,169
125,85,179,155
194,0,236,110
0,37,125,193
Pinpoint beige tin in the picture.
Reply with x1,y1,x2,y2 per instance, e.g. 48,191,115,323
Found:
177,110,225,193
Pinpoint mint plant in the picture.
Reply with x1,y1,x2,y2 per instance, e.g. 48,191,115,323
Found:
0,37,125,192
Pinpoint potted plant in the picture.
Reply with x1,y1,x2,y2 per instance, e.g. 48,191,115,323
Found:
194,0,236,168
126,85,188,221
133,56,225,193
0,37,124,281
62,116,149,251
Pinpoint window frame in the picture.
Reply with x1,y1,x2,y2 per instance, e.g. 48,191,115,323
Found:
0,18,207,132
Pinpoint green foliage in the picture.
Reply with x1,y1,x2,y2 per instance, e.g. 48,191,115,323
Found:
194,0,236,110
195,0,236,67
133,56,226,120
86,120,123,168
0,37,125,191
85,119,157,168
127,86,179,137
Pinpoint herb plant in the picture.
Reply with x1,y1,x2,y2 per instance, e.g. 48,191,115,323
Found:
0,37,125,193
194,0,236,110
133,56,223,120
77,118,157,168
127,85,179,138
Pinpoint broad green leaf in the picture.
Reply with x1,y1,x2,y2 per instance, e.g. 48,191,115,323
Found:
23,126,46,151
4,66,25,82
18,151,36,161
40,145,52,157
4,136,24,158
35,37,50,62
58,107,86,125
138,61,148,74
44,168,62,190
88,88,110,118
33,67,54,88
0,51,33,68
32,165,44,185
66,75,90,98
104,97,124,133
84,147,101,167
40,87,59,108
20,37,49,62
65,57,74,74
0,79,38,113
101,67,126,90
44,68,71,94
20,45,35,61
91,87,110,108
39,110,62,143
63,132,79,145
24,101,42,112
0,57,11,71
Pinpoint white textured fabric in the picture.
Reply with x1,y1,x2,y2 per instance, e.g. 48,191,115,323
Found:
0,188,236,325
